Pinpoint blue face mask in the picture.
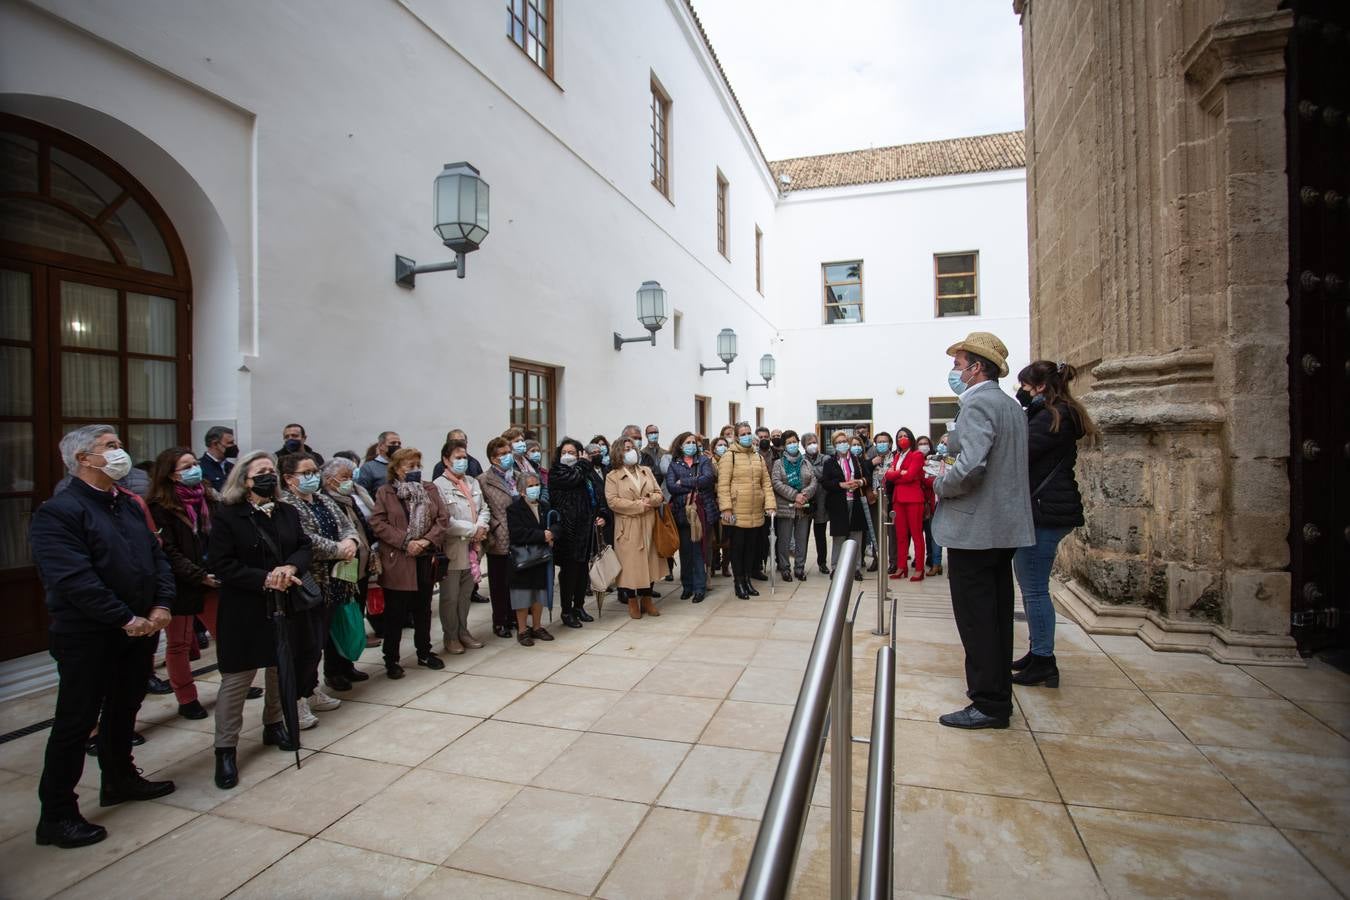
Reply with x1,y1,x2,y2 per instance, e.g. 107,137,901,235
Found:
297,473,322,494
451,458,469,475
682,443,698,457
784,443,800,456
512,441,527,455
835,442,850,455
601,453,611,466
525,485,542,501
528,450,542,464
179,465,203,487
352,466,361,481
338,479,354,495
948,367,970,396
403,469,422,483
715,445,727,457
498,454,514,469
936,443,948,457
850,445,863,457
738,434,753,447
875,442,890,454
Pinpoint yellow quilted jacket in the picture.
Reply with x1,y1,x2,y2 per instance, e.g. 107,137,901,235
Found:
716,442,775,528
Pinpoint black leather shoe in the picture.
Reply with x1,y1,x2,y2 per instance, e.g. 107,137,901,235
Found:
146,674,173,695
196,630,210,651
664,573,675,582
561,613,582,629
867,559,879,573
324,673,353,692
35,816,107,849
818,563,830,575
346,668,369,682
1011,654,1059,688
745,582,761,597
794,569,806,581
1011,651,1034,672
779,569,793,583
650,590,662,599
131,731,146,746
417,653,445,670
100,772,175,807
575,608,594,623
692,592,706,603
471,591,490,603
680,590,693,600
262,722,297,750
938,705,1010,730
734,580,749,599
517,631,535,647
493,625,513,639
177,700,208,720
246,686,264,700
385,662,405,679
751,571,768,582
214,747,238,790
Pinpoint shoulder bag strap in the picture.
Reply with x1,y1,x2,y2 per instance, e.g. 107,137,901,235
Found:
1030,454,1069,500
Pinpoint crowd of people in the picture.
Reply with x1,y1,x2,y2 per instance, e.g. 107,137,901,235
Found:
25,329,1092,850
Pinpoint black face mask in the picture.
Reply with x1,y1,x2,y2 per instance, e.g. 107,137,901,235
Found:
223,444,239,459
385,444,401,456
771,436,784,448
1015,388,1033,408
759,438,771,452
283,439,302,452
250,473,278,497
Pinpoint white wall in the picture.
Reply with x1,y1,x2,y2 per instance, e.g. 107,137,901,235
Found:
0,0,1028,464
771,171,1030,439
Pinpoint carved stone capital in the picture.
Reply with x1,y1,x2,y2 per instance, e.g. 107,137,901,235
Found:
1085,350,1225,432
1183,9,1293,113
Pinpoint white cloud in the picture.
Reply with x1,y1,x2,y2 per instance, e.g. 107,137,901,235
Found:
691,0,1026,160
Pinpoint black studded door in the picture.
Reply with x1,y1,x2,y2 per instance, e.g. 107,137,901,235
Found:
1287,0,1350,655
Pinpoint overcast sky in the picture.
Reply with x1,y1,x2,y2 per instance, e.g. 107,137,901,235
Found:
690,0,1026,161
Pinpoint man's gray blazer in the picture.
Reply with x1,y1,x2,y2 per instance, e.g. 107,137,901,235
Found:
932,381,1035,551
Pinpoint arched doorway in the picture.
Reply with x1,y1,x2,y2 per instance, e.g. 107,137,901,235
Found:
0,113,192,660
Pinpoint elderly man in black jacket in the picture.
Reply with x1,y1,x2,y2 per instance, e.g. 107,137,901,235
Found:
28,425,177,849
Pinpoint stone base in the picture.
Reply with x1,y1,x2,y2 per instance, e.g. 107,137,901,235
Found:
1052,577,1303,667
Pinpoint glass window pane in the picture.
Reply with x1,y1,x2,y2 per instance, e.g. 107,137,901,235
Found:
0,198,114,262
826,303,863,323
937,275,975,296
826,284,861,304
936,254,976,275
0,132,39,194
0,422,35,492
824,262,861,283
61,352,119,417
60,282,119,349
0,347,33,416
128,359,175,418
105,198,173,275
127,293,175,355
0,498,33,569
49,148,123,216
125,423,177,467
938,297,977,318
1,269,32,341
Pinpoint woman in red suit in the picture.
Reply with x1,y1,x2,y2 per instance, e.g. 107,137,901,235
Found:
883,427,926,581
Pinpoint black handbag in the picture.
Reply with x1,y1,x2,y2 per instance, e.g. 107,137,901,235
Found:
253,515,323,612
510,509,557,571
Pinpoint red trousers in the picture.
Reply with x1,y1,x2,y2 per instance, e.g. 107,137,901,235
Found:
166,593,217,705
893,502,925,573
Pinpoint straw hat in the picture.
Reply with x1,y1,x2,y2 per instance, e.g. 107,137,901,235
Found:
945,331,1010,378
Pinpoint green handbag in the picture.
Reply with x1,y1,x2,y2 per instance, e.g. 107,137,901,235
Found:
330,600,366,661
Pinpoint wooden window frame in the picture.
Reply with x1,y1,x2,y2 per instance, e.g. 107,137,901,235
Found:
822,259,864,324
728,401,740,427
508,359,557,455
928,396,961,443
507,0,554,79
694,395,710,437
815,398,874,446
716,170,729,259
934,251,979,318
754,225,763,294
651,75,672,200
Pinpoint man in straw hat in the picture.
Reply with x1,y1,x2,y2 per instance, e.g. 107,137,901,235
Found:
931,332,1035,729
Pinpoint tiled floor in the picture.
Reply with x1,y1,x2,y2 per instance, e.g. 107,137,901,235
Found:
1,573,1347,898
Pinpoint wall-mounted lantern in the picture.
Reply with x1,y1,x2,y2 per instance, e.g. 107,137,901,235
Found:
699,328,739,375
395,162,489,287
613,280,668,350
746,353,776,389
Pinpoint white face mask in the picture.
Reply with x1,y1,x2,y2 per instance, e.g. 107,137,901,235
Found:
560,453,577,466
623,449,639,466
93,447,133,481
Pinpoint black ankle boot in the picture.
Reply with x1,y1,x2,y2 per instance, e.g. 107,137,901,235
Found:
745,580,761,597
1011,651,1034,672
734,579,749,599
1011,654,1059,687
214,747,239,789
99,771,175,807
262,722,297,751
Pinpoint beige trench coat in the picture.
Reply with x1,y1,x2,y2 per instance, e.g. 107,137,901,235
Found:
604,465,665,590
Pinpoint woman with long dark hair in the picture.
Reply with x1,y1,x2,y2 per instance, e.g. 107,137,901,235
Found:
547,436,609,627
1011,360,1096,688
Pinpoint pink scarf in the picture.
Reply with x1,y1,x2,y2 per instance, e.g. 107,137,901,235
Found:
174,483,211,531
447,473,482,581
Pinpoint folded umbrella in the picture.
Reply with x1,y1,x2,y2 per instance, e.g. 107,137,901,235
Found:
266,589,303,770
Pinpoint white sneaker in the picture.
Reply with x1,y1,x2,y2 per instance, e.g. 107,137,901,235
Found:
296,697,319,730
309,687,341,712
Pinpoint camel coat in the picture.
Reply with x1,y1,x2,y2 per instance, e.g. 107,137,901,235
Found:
604,465,665,590
716,442,775,528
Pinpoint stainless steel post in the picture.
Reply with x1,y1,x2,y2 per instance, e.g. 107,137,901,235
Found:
740,540,860,900
873,481,889,636
857,644,896,900
830,613,855,900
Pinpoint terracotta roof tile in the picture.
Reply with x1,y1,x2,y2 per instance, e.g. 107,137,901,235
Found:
770,131,1026,192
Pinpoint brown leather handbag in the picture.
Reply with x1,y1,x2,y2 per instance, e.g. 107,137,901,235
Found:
653,504,680,559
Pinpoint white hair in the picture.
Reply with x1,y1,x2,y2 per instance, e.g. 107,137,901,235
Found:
321,457,355,479
59,425,116,474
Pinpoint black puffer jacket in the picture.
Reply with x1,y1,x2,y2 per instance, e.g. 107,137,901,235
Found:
547,457,609,563
1026,399,1086,528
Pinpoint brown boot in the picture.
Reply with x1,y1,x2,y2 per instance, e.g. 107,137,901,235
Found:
640,596,661,616
458,631,484,649
443,638,465,655
628,598,643,619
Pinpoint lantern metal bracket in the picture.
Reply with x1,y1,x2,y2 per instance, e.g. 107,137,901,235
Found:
746,377,773,389
395,252,466,288
700,361,732,375
614,327,659,351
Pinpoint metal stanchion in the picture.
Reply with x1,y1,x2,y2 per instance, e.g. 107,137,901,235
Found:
872,482,890,636
830,606,855,900
857,643,896,900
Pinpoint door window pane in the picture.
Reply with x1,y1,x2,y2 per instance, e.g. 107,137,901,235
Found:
60,282,118,350
0,347,32,417
0,132,39,193
0,498,33,569
128,359,175,418
61,352,119,417
126,424,177,467
127,293,175,355
1,270,32,341
0,422,35,493
49,147,123,217
106,199,173,275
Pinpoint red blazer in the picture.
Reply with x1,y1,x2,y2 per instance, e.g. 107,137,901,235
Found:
883,449,927,505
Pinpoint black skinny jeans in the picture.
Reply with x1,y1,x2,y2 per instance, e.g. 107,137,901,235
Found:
729,525,759,580
558,557,589,613
382,556,433,663
40,629,154,820
813,520,829,566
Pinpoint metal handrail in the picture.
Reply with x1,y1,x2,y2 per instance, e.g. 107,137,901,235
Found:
874,479,891,636
740,539,859,900
857,641,896,899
